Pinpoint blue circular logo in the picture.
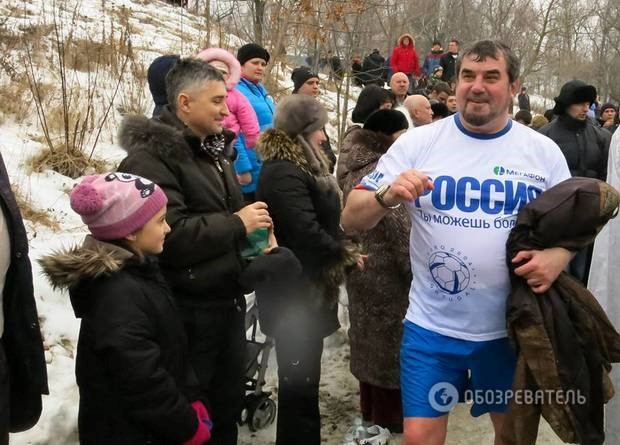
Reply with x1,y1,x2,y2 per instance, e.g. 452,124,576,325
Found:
428,382,459,412
428,251,471,294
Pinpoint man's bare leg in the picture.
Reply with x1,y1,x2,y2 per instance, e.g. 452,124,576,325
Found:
403,415,449,445
490,412,506,445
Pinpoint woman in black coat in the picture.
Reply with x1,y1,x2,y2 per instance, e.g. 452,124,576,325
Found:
256,95,360,445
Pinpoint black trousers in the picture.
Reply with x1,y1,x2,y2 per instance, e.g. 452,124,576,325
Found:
0,341,9,445
274,333,324,445
178,300,246,445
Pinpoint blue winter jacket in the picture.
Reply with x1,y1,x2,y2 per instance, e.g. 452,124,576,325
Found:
235,78,275,194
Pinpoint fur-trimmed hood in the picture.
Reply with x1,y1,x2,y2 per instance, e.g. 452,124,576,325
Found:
38,236,133,291
397,33,415,48
117,107,236,161
256,128,333,178
345,129,394,173
195,47,242,91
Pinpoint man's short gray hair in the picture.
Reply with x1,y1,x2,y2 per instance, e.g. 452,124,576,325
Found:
165,58,224,111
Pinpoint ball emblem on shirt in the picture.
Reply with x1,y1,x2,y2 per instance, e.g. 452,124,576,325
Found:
428,251,471,294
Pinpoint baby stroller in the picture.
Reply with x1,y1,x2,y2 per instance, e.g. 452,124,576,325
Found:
239,293,277,431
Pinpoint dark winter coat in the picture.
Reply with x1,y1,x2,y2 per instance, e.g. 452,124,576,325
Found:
518,92,531,111
390,34,421,77
117,107,247,304
321,130,337,174
256,129,358,338
341,129,411,388
0,152,48,433
502,177,620,445
361,50,386,86
39,237,201,445
539,114,611,180
439,52,458,82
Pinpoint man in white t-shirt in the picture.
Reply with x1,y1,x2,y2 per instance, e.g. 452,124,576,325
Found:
341,41,573,445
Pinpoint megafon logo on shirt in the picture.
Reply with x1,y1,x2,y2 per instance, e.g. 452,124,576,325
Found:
493,165,546,183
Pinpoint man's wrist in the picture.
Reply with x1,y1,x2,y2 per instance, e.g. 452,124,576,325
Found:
375,185,401,210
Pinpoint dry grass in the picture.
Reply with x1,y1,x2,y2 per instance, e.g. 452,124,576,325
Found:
27,146,108,179
0,78,55,125
117,59,149,115
0,77,32,124
66,29,133,74
11,184,60,231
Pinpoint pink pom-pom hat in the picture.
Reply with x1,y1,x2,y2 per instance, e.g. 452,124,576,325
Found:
70,172,168,241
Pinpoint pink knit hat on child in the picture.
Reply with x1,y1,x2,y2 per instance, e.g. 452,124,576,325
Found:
70,172,168,241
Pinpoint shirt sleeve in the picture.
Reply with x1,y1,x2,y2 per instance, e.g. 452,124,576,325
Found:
356,135,416,191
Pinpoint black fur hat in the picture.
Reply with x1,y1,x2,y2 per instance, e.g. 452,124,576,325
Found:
237,43,270,66
363,109,409,134
553,80,597,115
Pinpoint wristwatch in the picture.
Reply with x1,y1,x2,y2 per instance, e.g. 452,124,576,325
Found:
375,184,401,210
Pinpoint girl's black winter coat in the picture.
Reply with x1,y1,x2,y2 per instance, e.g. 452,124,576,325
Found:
39,237,201,444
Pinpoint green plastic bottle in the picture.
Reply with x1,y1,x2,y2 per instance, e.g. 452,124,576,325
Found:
240,227,270,259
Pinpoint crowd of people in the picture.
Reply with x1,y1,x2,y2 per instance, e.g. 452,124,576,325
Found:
1,33,619,445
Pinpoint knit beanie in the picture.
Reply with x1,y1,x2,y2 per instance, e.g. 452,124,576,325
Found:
70,173,168,241
363,109,409,135
553,80,597,115
273,95,328,137
291,67,319,93
600,102,617,114
147,55,181,106
237,43,270,66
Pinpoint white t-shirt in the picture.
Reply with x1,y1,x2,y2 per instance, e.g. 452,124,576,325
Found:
359,114,571,341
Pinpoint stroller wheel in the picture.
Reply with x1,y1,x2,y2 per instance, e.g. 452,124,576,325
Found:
246,394,276,431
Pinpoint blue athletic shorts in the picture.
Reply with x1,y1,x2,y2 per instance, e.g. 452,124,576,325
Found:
400,320,517,418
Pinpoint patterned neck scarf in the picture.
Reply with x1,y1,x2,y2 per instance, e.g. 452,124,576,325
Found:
200,133,226,159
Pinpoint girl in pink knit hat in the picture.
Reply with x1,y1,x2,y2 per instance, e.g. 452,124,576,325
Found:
196,48,260,187
40,172,212,445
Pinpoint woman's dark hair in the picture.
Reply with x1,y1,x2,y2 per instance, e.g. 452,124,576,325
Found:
351,85,392,124
431,101,450,119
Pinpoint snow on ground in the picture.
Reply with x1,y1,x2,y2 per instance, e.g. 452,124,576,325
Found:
2,0,565,443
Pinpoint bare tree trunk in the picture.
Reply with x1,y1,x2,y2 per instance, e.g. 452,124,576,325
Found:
253,0,265,45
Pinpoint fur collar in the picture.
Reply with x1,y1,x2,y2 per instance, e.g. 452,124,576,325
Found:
257,128,332,178
118,107,236,161
346,129,394,173
38,236,134,290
